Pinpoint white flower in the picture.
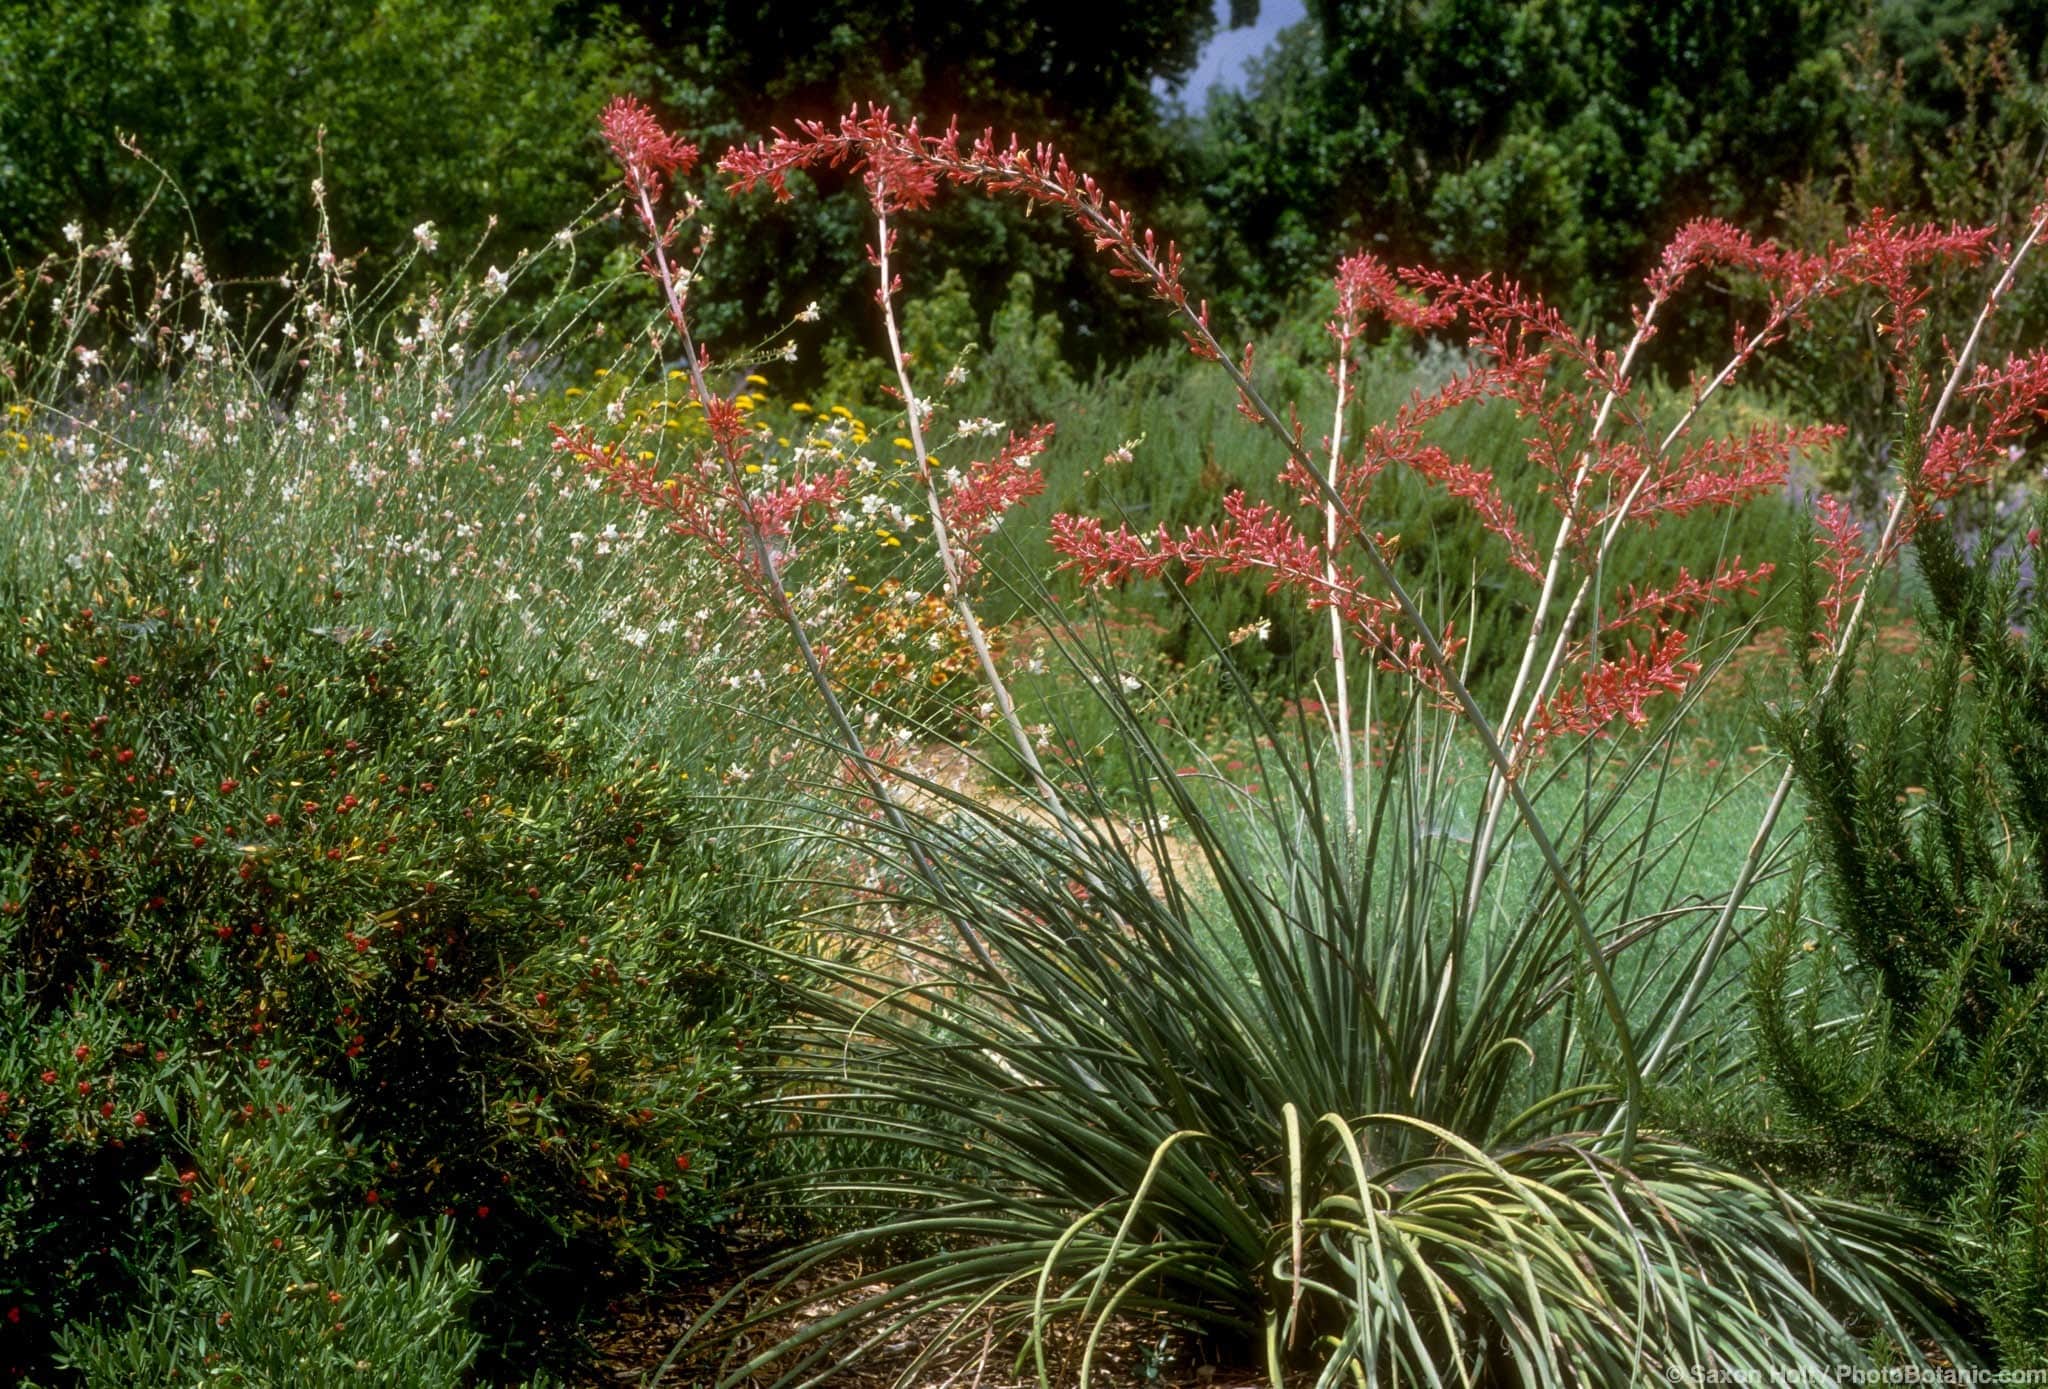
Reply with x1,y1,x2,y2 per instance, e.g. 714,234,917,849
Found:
796,301,821,322
483,265,509,296
412,221,438,253
605,398,625,424
62,222,83,245
502,585,523,605
74,346,99,368
554,228,575,247
1120,674,1143,693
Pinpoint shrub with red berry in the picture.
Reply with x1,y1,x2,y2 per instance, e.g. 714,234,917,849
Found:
0,560,796,1377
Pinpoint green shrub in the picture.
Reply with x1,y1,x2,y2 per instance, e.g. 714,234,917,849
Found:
0,0,650,288
0,556,789,1379
1749,508,2048,1368
50,1061,483,1385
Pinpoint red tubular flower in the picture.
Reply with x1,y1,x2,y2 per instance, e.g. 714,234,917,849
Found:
938,425,1054,577
600,97,698,208
1529,629,1702,751
1812,494,1868,648
658,93,2032,756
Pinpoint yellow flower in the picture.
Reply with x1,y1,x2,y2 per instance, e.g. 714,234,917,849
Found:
893,437,914,450
830,405,852,419
564,386,585,397
745,463,761,474
791,401,813,413
744,374,769,387
593,367,611,379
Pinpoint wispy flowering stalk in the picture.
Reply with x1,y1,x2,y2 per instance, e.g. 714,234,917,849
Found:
868,193,1069,822
555,98,1009,973
1640,195,2048,1078
1318,256,1429,834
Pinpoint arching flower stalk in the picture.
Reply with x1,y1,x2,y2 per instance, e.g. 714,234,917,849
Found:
554,98,1015,972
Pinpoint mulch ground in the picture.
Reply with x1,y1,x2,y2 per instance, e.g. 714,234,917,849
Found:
567,1253,1284,1388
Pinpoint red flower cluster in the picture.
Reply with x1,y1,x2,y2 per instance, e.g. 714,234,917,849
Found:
937,424,1054,578
600,96,699,214
606,94,2048,757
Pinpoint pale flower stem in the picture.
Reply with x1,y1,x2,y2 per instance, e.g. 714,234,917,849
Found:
874,201,1073,825
1494,299,1664,749
1470,280,1830,905
1464,300,1666,922
1147,269,1646,1159
1637,202,2048,1080
1326,350,1356,837
629,179,1006,976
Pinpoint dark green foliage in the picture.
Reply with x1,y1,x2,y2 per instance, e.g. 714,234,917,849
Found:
0,558,791,1380
0,0,651,282
1193,0,1855,331
1752,509,2048,1366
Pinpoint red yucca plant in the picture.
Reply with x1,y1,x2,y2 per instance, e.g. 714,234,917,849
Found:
568,96,2048,1386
